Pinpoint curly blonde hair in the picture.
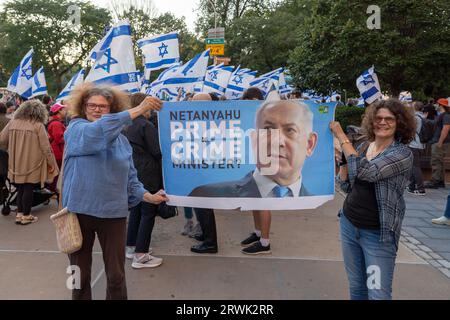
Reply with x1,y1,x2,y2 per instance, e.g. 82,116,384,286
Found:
14,99,48,124
67,82,130,119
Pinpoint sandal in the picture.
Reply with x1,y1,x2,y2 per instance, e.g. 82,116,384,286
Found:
15,213,23,225
21,215,38,225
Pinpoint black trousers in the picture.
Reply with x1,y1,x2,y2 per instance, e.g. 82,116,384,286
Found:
69,214,127,300
409,147,425,190
194,208,217,247
16,183,34,215
126,202,158,253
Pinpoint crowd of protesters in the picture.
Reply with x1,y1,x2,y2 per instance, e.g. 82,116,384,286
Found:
1,86,450,301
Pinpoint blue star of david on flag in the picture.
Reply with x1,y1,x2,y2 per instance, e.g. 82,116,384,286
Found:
361,74,375,86
261,80,269,90
158,42,169,58
177,86,186,97
233,75,243,85
128,73,137,83
67,76,78,90
94,48,118,73
210,70,219,81
21,66,33,80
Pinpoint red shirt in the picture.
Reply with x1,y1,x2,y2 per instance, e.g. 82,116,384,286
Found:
47,116,66,162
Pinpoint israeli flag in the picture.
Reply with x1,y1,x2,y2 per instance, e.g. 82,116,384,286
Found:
140,68,151,93
356,66,382,104
31,67,48,98
357,97,365,107
10,49,34,99
399,91,412,102
250,68,284,97
56,69,85,102
203,64,234,96
137,32,180,71
146,63,182,99
302,90,326,103
87,26,114,63
6,66,20,93
225,66,257,100
277,72,292,96
85,20,140,93
148,50,210,101
251,77,277,98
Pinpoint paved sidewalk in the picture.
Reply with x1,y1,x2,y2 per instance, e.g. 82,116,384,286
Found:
1,191,449,300
401,187,450,279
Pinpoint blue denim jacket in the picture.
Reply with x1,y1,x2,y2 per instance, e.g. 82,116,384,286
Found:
62,111,146,219
338,141,413,248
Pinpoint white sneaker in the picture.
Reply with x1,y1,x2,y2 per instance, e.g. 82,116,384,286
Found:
431,216,450,226
131,253,163,269
126,246,152,259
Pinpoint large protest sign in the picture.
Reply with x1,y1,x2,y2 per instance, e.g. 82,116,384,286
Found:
158,100,336,210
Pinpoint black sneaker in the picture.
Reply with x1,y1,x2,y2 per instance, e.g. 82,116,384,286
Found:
241,242,271,255
424,181,445,189
412,189,426,196
407,186,426,196
240,233,260,247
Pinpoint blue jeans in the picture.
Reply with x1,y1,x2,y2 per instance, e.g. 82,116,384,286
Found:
444,194,450,219
339,213,397,300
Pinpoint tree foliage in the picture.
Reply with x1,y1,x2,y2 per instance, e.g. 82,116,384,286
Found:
288,0,450,98
0,0,111,94
195,0,272,36
225,0,308,73
195,0,304,73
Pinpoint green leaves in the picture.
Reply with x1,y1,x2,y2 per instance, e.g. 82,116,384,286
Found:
288,0,450,99
0,0,111,93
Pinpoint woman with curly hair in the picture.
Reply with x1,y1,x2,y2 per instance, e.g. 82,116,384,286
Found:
0,99,58,225
330,99,415,300
63,84,168,300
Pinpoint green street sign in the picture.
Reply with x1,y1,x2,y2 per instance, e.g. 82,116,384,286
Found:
206,38,225,45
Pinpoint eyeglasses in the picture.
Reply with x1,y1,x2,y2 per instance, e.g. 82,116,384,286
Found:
85,103,110,111
374,116,396,124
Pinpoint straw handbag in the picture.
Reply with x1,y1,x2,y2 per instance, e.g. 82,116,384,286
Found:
50,207,82,254
49,153,82,254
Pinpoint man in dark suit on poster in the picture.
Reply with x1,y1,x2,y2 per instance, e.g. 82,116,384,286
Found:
189,100,318,198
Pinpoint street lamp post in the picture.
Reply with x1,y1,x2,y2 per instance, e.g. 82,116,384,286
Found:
208,0,217,30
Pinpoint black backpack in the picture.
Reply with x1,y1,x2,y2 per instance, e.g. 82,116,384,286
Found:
417,115,435,144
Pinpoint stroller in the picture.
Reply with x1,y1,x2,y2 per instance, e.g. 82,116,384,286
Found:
0,150,54,216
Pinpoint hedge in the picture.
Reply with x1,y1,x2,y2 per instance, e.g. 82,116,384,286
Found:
334,105,365,132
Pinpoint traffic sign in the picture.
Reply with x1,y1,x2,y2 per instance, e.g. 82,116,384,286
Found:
215,57,231,65
206,38,224,45
206,44,225,56
208,27,225,39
